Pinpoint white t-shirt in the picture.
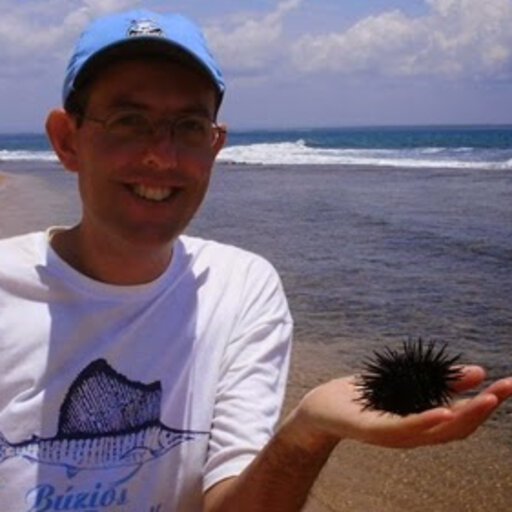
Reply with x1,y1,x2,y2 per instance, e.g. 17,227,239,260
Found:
0,231,292,512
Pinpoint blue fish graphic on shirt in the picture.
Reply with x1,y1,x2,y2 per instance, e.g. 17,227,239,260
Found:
0,359,208,483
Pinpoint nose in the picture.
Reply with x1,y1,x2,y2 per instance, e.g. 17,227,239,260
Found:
141,127,178,170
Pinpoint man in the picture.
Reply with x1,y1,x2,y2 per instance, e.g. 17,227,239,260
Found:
0,9,510,512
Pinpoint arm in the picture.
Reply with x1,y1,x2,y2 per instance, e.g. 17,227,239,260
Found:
204,366,512,512
204,415,338,512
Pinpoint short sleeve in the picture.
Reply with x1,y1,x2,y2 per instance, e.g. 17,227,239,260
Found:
202,256,293,491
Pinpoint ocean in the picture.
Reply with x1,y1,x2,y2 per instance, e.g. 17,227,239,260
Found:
1,125,512,510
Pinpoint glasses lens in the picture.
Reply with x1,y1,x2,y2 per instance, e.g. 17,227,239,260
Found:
99,111,218,148
105,112,153,138
174,116,214,148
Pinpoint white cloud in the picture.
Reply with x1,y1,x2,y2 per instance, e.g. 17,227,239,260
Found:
206,0,303,75
0,0,139,68
291,0,512,79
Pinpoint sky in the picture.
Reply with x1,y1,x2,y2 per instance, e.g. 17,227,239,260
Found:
1,0,512,132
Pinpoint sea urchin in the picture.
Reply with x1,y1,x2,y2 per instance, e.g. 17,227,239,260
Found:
356,338,463,416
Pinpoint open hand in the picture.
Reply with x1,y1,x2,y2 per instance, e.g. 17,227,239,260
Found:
293,366,512,449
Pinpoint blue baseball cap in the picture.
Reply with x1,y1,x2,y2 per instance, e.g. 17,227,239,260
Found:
63,9,225,109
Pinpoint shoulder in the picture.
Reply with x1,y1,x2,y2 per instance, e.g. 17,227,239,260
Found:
0,231,49,288
178,235,291,322
179,235,278,276
178,235,287,310
0,231,47,262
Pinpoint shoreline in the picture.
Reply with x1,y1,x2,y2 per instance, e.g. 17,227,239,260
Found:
285,338,512,512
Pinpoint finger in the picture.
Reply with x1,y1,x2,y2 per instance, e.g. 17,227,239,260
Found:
374,407,454,437
450,377,512,412
449,365,486,393
451,393,498,435
427,393,498,442
358,407,453,448
449,397,472,412
479,377,512,402
449,392,497,413
404,407,455,431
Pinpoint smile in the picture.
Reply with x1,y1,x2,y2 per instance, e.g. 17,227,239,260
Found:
131,184,174,202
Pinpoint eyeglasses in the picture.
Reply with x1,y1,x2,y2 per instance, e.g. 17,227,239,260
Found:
79,110,225,150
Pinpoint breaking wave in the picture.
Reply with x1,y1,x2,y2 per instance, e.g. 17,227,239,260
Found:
218,139,512,169
0,149,58,162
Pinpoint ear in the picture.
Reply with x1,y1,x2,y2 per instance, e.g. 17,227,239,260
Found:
212,122,227,158
45,109,81,173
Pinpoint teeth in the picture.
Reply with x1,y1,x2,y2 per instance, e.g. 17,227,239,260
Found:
132,184,172,202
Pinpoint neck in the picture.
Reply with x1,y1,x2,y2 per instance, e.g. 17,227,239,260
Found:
50,225,174,285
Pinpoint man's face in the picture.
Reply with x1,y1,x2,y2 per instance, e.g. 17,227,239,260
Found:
70,57,224,248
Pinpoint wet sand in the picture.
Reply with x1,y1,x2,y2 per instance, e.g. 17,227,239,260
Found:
285,338,512,512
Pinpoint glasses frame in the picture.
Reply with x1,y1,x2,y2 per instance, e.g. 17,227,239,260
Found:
76,110,226,150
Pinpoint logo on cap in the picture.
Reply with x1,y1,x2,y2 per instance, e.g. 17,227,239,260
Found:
127,19,163,37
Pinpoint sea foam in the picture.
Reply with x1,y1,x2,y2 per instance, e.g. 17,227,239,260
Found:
0,150,58,162
218,140,512,169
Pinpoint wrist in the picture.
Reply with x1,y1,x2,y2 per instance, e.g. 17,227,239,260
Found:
279,404,341,456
